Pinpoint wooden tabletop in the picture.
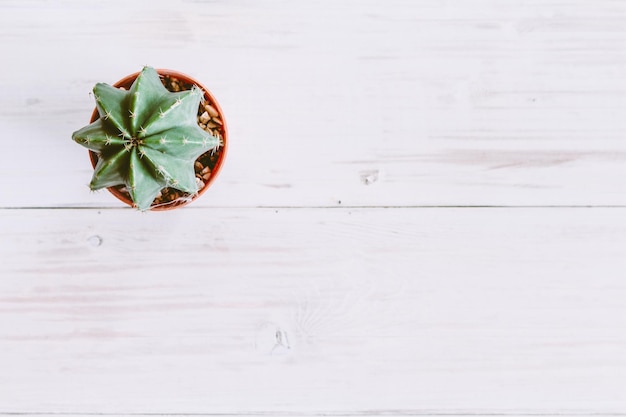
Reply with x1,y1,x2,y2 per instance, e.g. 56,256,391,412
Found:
2,0,626,415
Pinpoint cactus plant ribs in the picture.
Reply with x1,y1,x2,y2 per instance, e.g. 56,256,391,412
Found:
72,66,225,211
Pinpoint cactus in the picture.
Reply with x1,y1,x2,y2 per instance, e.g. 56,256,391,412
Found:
72,66,221,210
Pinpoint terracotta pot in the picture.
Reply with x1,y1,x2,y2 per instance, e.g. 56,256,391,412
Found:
88,69,228,211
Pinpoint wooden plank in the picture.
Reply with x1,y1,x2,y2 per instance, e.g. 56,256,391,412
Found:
2,0,626,207
1,207,626,413
2,415,624,417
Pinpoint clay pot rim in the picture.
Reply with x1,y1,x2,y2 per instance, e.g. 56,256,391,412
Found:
88,68,228,211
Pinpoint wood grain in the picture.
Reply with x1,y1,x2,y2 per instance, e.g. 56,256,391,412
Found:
1,0,626,415
1,208,626,414
2,0,626,207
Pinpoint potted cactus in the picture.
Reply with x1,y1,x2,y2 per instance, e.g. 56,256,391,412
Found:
72,66,227,211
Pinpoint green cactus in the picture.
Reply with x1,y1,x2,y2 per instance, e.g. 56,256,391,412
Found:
72,66,221,210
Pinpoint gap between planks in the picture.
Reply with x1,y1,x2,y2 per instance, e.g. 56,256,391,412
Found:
2,205,626,211
2,412,626,416
2,412,626,417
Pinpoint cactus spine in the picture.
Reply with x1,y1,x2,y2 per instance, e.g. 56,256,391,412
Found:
72,66,220,210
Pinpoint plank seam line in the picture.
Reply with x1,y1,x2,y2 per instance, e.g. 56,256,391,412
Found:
2,205,626,210
1,413,626,416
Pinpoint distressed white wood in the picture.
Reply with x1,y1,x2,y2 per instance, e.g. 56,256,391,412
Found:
1,208,626,414
2,0,626,207
2,0,626,415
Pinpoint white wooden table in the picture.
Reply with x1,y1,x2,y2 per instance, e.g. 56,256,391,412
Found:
2,0,626,415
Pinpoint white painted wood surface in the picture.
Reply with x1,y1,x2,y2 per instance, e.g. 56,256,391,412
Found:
1,0,626,415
